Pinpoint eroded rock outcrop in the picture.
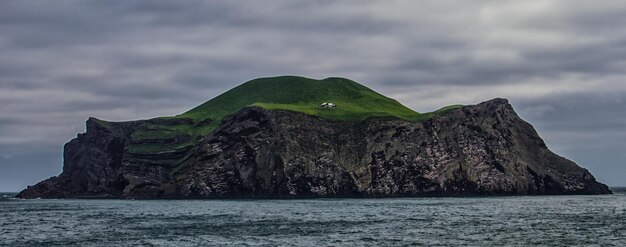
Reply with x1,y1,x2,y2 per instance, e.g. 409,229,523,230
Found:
17,98,611,199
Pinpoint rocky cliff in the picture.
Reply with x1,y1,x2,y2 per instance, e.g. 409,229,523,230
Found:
17,98,611,198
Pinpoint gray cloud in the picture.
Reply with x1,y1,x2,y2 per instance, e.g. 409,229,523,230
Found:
1,0,625,191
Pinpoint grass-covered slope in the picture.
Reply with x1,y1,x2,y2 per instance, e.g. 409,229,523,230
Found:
182,76,430,123
101,76,462,156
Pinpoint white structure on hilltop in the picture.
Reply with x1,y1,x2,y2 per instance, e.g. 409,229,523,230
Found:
320,102,336,108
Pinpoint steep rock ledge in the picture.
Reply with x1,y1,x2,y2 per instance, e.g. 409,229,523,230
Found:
17,98,611,199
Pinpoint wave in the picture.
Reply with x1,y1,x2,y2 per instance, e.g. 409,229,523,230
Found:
0,193,18,201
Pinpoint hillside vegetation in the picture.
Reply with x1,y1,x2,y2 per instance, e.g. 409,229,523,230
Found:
182,76,459,122
98,76,462,154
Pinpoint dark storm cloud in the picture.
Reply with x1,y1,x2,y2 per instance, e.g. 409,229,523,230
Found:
1,0,626,191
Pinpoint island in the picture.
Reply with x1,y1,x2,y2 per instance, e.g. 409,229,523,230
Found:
17,76,611,199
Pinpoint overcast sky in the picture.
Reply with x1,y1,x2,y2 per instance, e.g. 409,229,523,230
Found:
1,0,625,191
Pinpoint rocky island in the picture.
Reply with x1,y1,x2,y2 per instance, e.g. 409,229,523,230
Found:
17,76,611,199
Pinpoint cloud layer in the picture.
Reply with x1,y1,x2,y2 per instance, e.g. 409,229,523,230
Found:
1,0,625,191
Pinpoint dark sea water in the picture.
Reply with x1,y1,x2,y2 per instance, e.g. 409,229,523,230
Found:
1,190,625,246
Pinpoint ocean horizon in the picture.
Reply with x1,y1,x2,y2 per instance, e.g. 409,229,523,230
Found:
2,189,625,246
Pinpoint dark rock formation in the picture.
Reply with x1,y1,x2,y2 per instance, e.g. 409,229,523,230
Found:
17,98,611,199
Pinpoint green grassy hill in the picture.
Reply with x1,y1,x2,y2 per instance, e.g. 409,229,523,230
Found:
100,76,462,154
181,76,462,123
183,76,426,121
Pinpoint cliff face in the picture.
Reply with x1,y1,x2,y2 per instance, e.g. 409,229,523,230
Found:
17,98,611,199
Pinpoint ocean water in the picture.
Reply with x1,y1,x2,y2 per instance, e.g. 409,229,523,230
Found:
1,190,625,246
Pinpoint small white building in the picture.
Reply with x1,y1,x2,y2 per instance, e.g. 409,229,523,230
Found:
320,102,336,108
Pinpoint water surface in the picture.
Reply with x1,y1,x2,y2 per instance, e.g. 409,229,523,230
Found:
1,190,625,246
